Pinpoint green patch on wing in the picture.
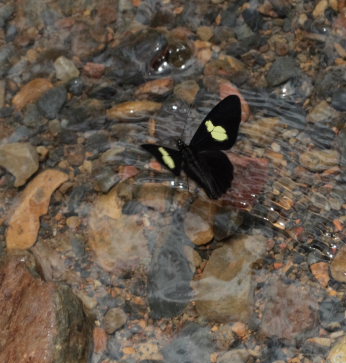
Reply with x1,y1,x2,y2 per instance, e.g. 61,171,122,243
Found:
205,120,228,142
158,147,175,169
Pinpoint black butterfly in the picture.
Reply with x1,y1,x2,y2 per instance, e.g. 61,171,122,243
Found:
141,95,242,199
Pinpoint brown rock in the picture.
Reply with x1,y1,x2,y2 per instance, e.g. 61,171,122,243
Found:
88,185,150,272
137,183,171,213
0,142,39,187
174,80,200,104
310,261,330,287
300,149,340,172
83,62,106,78
135,78,174,97
6,169,69,250
0,256,92,363
330,244,346,282
184,199,216,245
64,144,85,166
107,101,162,120
12,78,53,110
193,234,267,323
103,307,127,334
93,327,107,354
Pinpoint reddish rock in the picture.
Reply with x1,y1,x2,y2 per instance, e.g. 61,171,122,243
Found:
83,62,106,78
0,256,92,363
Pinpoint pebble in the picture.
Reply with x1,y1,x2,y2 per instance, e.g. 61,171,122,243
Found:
37,86,67,119
106,100,162,120
12,78,53,110
0,142,39,187
83,62,105,79
307,100,339,123
103,308,127,334
174,80,200,104
6,169,68,249
54,56,80,82
331,87,346,111
330,245,346,283
197,26,214,41
217,349,250,363
135,77,174,97
266,56,298,87
327,335,346,363
310,262,330,287
0,80,5,107
300,149,340,172
312,0,328,18
193,234,267,323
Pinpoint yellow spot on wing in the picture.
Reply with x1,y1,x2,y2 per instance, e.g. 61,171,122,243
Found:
158,147,175,169
205,120,228,141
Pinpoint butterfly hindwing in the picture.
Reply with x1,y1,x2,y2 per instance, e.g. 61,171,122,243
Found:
189,95,241,152
141,144,182,176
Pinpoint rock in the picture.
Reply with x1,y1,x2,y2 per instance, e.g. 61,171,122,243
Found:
137,183,171,213
300,149,340,172
148,224,193,319
54,56,80,82
64,144,85,167
162,323,214,363
0,80,5,108
310,262,330,287
12,78,53,110
266,56,299,87
213,324,236,350
184,199,216,245
107,100,162,120
103,308,127,334
197,26,214,41
260,278,318,340
0,142,39,187
312,0,328,18
327,335,346,363
93,327,107,354
0,256,92,362
0,4,14,28
242,8,263,32
307,100,339,123
88,185,150,272
217,349,250,363
37,86,67,119
193,234,267,323
135,78,174,97
6,169,68,250
83,62,105,78
331,87,346,111
330,244,346,282
174,80,200,104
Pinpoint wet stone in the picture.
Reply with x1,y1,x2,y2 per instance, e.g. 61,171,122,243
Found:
64,144,85,167
331,87,346,111
217,349,250,363
54,56,80,82
327,335,346,363
174,80,200,104
242,8,263,32
85,132,109,153
22,103,45,128
37,86,67,119
0,4,14,28
0,256,92,363
103,307,128,334
266,56,299,87
93,166,121,193
67,78,85,96
300,149,340,172
0,142,39,187
330,244,346,283
162,323,214,363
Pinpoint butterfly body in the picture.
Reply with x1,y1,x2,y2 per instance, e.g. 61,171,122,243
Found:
141,95,241,199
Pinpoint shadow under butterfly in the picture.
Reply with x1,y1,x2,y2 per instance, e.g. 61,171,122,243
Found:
142,95,242,199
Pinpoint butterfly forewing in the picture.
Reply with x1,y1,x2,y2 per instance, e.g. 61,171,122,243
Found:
141,144,182,176
189,95,241,151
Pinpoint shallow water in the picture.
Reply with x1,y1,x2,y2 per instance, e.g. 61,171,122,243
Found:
1,0,346,362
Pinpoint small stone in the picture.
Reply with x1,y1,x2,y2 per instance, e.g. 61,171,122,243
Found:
6,169,68,249
48,119,61,134
93,327,107,354
266,56,298,87
217,349,250,363
54,56,80,82
66,216,81,229
312,0,328,18
331,87,346,111
300,149,340,172
0,142,39,187
135,78,174,97
107,100,162,120
310,262,330,287
137,183,171,213
307,100,339,123
0,80,5,108
174,80,200,104
330,245,346,283
37,86,67,119
327,335,346,363
12,78,53,110
83,62,105,78
197,26,214,41
103,308,127,334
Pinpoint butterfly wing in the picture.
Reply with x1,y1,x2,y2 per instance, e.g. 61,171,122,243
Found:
183,150,234,199
141,144,182,176
189,95,241,152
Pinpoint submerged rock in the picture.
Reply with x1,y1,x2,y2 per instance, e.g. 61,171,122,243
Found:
0,256,92,363
0,142,39,187
193,234,267,323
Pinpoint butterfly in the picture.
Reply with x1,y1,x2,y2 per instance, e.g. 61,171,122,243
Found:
141,95,242,199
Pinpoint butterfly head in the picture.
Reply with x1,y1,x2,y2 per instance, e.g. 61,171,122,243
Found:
176,138,186,151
